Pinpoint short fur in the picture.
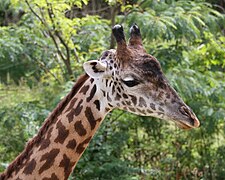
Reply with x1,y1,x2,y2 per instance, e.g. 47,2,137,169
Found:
0,74,89,180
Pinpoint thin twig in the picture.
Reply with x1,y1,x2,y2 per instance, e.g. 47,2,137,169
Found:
111,111,125,124
25,0,45,24
35,59,61,84
23,53,61,84
73,48,80,63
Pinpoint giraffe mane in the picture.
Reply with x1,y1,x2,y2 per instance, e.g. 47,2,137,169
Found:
0,74,89,180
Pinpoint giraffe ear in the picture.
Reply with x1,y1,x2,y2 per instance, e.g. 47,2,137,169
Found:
83,60,107,78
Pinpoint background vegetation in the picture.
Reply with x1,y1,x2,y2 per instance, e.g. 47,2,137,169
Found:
0,0,225,179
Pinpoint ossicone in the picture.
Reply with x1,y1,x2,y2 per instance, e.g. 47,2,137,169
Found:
112,24,145,62
128,23,144,49
112,24,127,48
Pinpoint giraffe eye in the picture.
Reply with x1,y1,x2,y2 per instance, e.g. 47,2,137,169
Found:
122,79,140,87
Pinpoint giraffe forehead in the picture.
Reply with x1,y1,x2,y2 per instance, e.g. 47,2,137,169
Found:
98,48,167,91
122,54,161,72
126,58,167,88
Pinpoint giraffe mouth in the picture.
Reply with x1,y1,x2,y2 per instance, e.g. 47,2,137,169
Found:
176,121,196,130
175,106,200,130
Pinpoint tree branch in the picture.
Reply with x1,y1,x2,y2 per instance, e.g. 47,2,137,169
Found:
34,58,61,84
73,48,80,63
25,0,45,24
26,0,73,78
110,5,118,49
46,0,73,76
23,53,61,84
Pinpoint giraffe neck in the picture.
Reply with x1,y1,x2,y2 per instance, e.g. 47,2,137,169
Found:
3,76,111,180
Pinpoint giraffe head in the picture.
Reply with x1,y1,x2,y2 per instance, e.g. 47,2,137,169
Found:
83,24,200,130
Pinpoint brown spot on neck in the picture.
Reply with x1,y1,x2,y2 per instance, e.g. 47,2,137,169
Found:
74,99,84,116
65,98,77,113
86,84,97,102
54,121,69,144
74,121,87,136
23,159,36,175
39,127,53,151
59,154,76,179
94,100,101,111
76,136,92,154
84,107,96,130
66,99,84,123
39,149,60,174
66,139,77,150
43,173,59,180
90,78,94,84
79,85,90,95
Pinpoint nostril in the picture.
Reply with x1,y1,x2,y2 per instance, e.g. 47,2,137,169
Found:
179,106,190,117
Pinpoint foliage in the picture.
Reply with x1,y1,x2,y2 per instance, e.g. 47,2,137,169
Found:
0,0,225,179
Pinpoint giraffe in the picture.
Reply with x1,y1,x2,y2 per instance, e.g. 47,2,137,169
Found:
0,24,200,180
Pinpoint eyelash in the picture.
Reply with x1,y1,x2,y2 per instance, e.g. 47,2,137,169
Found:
122,79,140,87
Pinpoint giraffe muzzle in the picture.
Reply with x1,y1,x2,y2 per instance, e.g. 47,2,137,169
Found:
177,106,200,129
